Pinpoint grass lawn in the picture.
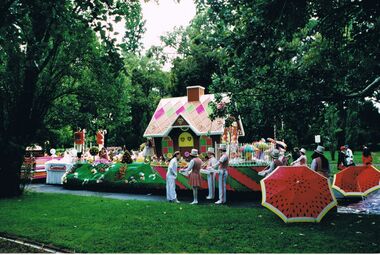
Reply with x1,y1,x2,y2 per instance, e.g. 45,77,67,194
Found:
0,192,379,253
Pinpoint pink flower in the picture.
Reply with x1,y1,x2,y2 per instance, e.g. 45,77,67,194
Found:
217,102,225,110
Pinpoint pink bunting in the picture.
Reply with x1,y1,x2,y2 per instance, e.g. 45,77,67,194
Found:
196,104,205,114
154,107,165,119
176,105,185,115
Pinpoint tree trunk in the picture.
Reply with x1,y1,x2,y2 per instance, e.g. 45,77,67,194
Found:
329,144,336,161
336,101,346,149
0,142,26,198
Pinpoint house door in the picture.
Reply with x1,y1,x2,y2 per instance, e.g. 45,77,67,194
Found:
178,132,194,158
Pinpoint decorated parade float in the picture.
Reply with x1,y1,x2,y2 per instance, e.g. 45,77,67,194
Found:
22,146,64,180
62,86,272,192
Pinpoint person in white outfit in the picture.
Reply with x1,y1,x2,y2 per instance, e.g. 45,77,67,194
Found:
166,151,181,203
344,145,355,166
291,148,307,166
213,144,229,204
206,147,218,199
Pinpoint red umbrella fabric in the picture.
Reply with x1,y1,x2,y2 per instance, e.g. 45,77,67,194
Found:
332,165,380,197
260,166,337,223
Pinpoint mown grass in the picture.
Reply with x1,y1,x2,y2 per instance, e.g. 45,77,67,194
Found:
0,192,379,253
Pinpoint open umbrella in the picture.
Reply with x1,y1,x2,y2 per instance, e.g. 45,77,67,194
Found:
260,166,337,223
332,165,380,197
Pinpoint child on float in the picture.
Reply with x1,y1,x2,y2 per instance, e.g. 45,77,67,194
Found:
258,149,284,177
290,148,307,166
166,151,181,203
182,149,203,204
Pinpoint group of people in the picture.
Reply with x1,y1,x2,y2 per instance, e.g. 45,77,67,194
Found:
166,144,229,205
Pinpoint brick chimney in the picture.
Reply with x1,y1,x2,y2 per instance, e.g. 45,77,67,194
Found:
187,86,205,102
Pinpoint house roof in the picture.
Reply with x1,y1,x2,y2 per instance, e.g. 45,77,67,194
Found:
143,94,245,138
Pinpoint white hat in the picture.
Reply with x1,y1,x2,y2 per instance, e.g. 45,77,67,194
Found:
207,147,215,154
219,144,227,150
300,148,306,154
190,149,199,157
271,149,280,159
314,145,325,155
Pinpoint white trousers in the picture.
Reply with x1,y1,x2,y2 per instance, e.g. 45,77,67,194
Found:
207,172,216,198
166,176,177,201
218,170,228,203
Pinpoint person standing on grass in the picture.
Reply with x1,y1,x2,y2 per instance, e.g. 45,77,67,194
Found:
206,147,218,200
212,144,229,205
166,151,181,203
311,145,330,178
344,145,355,166
362,146,373,165
182,149,203,205
291,148,307,166
337,146,347,170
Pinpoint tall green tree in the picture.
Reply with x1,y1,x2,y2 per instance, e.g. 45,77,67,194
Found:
0,0,144,197
196,0,379,146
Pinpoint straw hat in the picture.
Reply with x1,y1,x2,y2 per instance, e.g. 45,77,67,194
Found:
271,149,280,159
219,144,227,151
190,149,199,157
314,145,325,155
207,147,215,155
300,148,306,155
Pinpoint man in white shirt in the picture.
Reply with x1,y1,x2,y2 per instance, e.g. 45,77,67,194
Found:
213,144,229,204
166,151,181,203
206,147,218,199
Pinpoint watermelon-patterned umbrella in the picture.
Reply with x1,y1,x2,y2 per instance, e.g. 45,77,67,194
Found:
260,166,337,223
332,165,380,197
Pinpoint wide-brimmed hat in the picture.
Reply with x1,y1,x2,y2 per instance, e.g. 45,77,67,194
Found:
271,149,280,159
207,147,215,155
300,148,306,154
190,149,199,157
314,145,325,155
173,151,180,157
219,144,227,151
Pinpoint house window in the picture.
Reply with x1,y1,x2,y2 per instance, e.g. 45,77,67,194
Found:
162,136,174,157
178,132,194,147
199,135,213,153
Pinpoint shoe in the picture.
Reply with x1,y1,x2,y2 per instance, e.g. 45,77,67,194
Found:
190,201,198,205
175,199,180,203
258,171,266,176
215,200,223,204
206,196,214,200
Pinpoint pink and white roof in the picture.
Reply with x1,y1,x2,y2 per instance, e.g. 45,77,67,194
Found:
144,94,244,138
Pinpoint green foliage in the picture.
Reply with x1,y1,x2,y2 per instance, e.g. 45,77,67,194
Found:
0,0,147,196
0,192,379,253
122,52,171,149
177,0,380,148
